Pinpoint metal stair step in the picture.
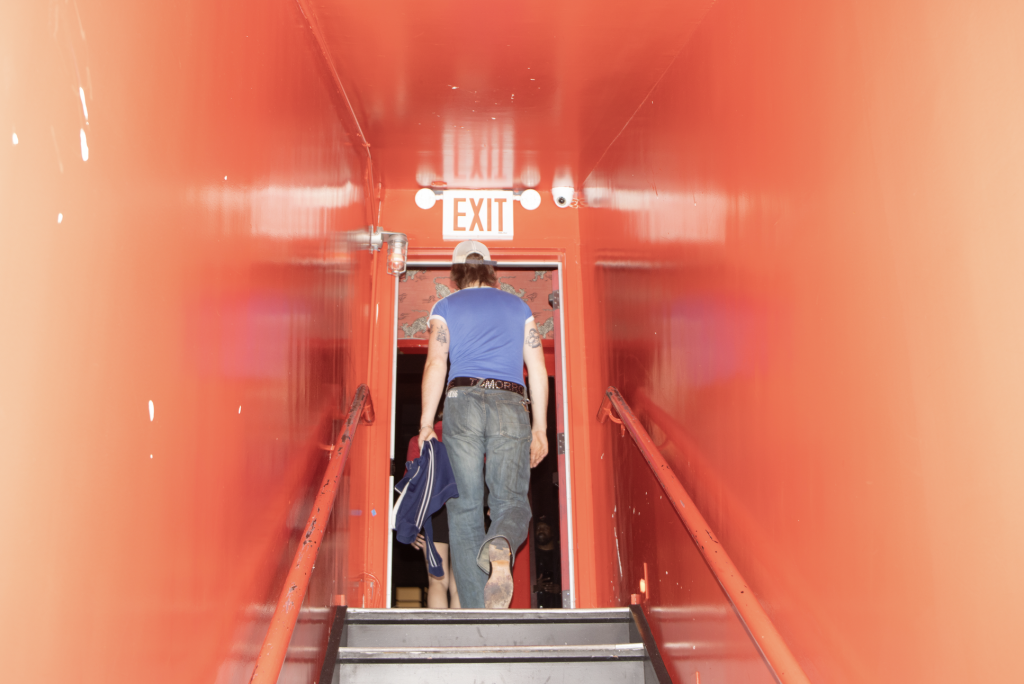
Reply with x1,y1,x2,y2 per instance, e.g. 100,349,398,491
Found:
339,642,645,661
344,608,634,648
335,643,645,684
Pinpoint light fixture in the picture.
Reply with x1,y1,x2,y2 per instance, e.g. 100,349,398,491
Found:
369,228,409,276
414,187,438,209
386,234,408,275
518,188,541,210
418,186,542,211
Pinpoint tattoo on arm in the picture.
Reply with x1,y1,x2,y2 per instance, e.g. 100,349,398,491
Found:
436,325,448,344
527,328,541,348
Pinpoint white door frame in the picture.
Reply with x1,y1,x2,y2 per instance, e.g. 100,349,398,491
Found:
385,260,576,609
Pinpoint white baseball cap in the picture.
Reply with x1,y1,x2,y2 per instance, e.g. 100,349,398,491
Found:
451,240,492,264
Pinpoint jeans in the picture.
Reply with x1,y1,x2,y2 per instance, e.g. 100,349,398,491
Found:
442,386,533,608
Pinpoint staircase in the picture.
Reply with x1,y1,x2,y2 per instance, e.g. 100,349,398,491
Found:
321,607,672,684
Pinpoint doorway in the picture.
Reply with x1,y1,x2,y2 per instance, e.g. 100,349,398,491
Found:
386,263,574,609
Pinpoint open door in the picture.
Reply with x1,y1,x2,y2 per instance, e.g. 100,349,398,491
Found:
387,262,573,609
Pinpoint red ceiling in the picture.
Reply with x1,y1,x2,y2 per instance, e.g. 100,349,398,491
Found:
306,0,716,190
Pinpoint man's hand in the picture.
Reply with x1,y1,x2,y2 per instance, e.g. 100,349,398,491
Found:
418,425,438,451
411,533,426,551
530,428,549,468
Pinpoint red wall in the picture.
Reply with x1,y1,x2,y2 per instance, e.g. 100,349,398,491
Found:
0,1,373,682
580,0,1024,682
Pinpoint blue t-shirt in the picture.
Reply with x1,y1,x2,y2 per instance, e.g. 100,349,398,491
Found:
429,288,534,385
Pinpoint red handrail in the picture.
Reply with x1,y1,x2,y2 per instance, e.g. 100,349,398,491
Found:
598,386,810,684
249,384,375,684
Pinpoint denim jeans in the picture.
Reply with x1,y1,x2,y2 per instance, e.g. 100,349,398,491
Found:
442,386,533,608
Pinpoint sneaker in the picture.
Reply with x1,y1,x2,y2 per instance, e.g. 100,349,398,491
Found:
483,542,514,609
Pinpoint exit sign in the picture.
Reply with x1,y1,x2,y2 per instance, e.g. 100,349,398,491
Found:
442,190,515,241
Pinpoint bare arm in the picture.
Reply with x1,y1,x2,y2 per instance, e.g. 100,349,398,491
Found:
523,318,549,467
419,319,449,449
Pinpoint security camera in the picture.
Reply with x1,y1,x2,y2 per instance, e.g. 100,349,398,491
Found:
551,187,574,208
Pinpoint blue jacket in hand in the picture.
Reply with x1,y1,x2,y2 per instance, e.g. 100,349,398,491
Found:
390,438,459,578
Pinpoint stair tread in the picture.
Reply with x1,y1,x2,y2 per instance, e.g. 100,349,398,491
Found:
343,608,635,648
345,608,631,624
338,643,645,661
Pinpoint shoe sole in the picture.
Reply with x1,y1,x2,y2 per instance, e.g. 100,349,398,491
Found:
484,547,514,609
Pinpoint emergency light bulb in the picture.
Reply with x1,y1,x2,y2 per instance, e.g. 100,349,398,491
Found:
519,188,541,210
415,187,437,210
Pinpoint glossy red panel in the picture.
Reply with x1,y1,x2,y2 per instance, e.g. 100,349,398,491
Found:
0,0,371,682
580,0,1024,682
301,0,715,190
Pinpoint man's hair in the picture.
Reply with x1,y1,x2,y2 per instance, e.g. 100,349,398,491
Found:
450,253,497,290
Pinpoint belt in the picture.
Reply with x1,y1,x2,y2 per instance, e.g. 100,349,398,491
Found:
447,377,527,399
